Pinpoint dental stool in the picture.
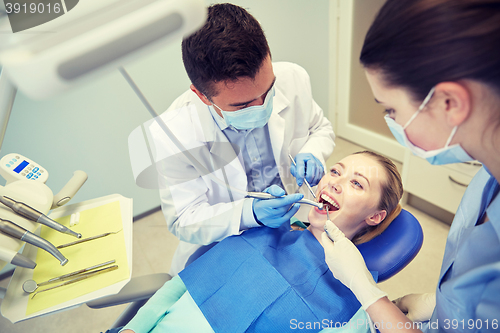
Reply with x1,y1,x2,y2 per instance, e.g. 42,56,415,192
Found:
89,208,423,328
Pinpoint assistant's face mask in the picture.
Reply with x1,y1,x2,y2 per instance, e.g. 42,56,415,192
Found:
385,87,473,165
211,86,275,130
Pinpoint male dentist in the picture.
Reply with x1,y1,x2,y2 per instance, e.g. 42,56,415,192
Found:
148,3,335,275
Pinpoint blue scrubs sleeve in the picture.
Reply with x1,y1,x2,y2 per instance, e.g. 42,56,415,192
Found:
476,265,500,330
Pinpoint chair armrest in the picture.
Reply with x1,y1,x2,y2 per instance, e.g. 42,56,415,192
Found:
87,273,171,309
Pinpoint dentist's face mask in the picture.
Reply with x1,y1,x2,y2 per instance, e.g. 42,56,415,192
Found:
385,87,473,165
211,86,275,130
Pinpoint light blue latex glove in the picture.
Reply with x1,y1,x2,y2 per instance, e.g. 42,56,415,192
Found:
290,153,324,187
252,185,303,228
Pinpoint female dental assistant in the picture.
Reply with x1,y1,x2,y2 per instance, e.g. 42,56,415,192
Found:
321,0,500,332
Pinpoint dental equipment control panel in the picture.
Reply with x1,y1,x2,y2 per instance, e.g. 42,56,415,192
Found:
0,153,48,185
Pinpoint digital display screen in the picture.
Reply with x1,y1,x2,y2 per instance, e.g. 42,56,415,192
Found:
13,160,29,173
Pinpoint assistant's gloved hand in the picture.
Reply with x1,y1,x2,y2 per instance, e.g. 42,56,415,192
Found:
252,185,303,228
290,153,324,187
321,219,387,310
393,293,436,322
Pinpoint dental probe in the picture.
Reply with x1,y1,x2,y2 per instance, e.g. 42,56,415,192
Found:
246,192,324,210
323,206,334,242
0,218,68,266
288,154,317,199
56,230,122,249
0,196,81,239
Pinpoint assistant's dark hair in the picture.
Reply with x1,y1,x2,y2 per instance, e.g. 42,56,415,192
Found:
360,0,500,102
182,3,271,99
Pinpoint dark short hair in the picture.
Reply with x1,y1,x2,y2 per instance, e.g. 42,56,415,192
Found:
360,0,500,102
181,3,271,99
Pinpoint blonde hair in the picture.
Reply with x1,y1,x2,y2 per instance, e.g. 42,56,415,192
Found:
350,151,404,245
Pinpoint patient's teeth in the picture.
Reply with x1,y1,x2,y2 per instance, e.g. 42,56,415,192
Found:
321,194,339,209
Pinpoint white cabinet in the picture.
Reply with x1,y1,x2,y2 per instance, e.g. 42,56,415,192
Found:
402,150,482,214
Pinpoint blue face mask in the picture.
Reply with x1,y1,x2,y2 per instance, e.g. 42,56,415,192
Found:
211,86,275,130
385,87,474,165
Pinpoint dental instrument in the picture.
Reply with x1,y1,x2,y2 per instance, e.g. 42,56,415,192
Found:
323,206,334,242
22,259,116,294
0,196,82,239
0,246,36,269
288,154,317,199
30,265,119,299
0,218,68,266
246,192,324,210
56,230,122,249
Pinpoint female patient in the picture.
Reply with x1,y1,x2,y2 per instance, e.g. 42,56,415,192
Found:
115,151,403,333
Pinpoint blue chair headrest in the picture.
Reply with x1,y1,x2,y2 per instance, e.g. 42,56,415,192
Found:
357,209,423,282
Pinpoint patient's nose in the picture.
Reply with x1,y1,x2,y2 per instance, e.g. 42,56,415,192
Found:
329,179,342,193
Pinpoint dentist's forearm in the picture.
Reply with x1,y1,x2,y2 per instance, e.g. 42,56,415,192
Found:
166,199,246,244
366,297,422,333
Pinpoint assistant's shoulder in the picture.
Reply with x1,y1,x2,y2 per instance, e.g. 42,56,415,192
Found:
463,167,494,198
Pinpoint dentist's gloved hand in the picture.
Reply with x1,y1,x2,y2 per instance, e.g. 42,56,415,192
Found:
393,293,436,322
321,219,387,310
252,185,303,228
290,153,324,187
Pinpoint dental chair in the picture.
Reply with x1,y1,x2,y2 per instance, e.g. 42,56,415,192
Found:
87,208,424,329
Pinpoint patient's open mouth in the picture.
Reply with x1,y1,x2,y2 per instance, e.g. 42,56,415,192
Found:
319,193,340,212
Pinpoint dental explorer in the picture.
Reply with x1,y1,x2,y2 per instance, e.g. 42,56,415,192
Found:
288,154,317,199
0,196,81,239
56,230,122,249
323,206,334,242
0,218,68,266
246,192,324,210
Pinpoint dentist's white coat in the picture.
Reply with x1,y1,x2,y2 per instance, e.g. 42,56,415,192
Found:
145,62,335,274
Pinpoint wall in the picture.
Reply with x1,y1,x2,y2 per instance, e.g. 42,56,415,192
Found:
348,0,391,139
1,0,331,216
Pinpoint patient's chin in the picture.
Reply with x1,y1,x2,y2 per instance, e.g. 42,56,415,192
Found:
307,210,325,229
307,209,317,222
